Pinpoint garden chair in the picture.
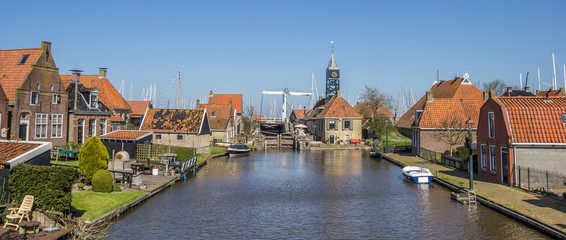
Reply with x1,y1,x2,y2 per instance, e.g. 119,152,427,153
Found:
3,195,34,230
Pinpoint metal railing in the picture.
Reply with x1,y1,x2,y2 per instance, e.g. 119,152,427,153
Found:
515,165,566,196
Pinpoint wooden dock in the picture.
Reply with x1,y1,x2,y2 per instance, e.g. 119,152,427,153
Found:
0,228,71,240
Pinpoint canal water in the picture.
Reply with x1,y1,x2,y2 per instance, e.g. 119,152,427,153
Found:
109,150,548,239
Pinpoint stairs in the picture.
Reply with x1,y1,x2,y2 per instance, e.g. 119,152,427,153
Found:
468,190,477,207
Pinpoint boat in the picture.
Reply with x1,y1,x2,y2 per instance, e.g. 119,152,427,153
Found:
369,151,383,158
227,144,251,157
402,166,434,183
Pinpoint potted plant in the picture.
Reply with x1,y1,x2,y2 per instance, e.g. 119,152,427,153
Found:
77,183,85,190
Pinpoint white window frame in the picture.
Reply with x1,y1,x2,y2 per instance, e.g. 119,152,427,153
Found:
99,119,107,136
488,112,495,138
52,94,61,104
328,120,336,130
480,144,487,169
89,119,96,137
34,113,48,139
51,114,63,138
89,93,99,109
111,122,121,132
489,145,497,172
30,91,39,105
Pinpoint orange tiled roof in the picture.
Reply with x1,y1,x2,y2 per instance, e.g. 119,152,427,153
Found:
197,104,230,130
0,48,43,103
208,93,242,113
292,109,308,119
101,130,151,140
497,96,566,143
61,75,131,111
536,88,565,97
309,96,362,119
128,101,151,117
0,142,41,165
397,78,483,129
353,103,395,117
252,115,266,121
140,108,205,133
419,98,484,128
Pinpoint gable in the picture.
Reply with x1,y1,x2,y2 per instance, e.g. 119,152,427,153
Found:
315,96,361,119
208,93,243,112
60,74,131,111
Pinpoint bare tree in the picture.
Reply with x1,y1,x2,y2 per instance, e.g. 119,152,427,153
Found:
359,85,393,140
435,115,467,156
482,79,507,96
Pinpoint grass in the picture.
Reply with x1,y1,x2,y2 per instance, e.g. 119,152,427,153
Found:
72,191,146,221
51,160,79,167
154,144,195,161
210,146,227,155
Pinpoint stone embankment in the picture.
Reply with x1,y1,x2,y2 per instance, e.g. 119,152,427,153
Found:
383,153,566,239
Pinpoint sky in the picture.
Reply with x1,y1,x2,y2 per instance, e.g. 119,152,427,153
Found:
2,1,565,117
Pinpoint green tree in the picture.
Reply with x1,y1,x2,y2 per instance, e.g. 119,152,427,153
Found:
358,85,394,141
78,136,109,184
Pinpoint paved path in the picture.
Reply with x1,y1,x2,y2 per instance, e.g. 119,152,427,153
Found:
385,153,566,233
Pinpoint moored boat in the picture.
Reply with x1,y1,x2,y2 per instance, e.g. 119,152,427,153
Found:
369,151,382,158
227,144,251,157
402,166,434,183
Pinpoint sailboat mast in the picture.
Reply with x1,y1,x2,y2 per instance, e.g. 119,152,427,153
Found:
538,68,541,91
520,73,523,89
552,52,557,89
177,68,181,109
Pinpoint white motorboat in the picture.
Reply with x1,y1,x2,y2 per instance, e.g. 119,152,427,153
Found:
402,166,434,184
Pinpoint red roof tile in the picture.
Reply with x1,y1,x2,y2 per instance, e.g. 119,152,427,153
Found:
497,96,566,143
101,130,151,140
128,101,151,117
207,93,242,113
309,96,362,119
61,75,131,111
292,109,307,119
419,98,484,128
252,115,266,121
396,78,483,129
353,103,395,117
0,142,41,165
536,88,565,97
197,104,230,130
0,48,43,103
140,108,205,133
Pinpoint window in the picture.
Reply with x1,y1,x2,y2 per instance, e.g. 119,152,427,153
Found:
88,119,96,137
562,113,566,124
18,55,29,65
51,114,63,138
343,120,352,130
489,145,497,172
156,134,161,140
89,94,98,108
34,113,48,138
111,122,121,132
488,112,495,138
177,134,183,140
211,112,216,117
328,120,336,130
30,91,39,105
480,144,487,169
99,119,107,136
52,94,61,104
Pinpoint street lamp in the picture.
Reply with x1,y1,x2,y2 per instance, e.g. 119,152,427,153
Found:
385,119,389,153
466,117,474,190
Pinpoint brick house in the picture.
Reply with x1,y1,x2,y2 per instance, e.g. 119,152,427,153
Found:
64,71,113,145
197,103,233,142
396,74,484,155
0,86,9,138
305,92,362,143
477,92,566,186
0,41,69,146
128,101,152,129
61,68,132,133
140,108,211,154
206,91,243,136
290,109,308,124
536,87,565,97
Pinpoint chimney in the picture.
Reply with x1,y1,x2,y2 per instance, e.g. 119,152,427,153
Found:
525,86,530,92
337,90,341,98
70,70,83,82
41,41,51,51
483,91,489,101
98,68,107,79
196,99,200,108
426,91,433,102
536,89,540,94
209,90,213,96
560,87,565,94
319,96,323,100
507,87,512,92
489,90,495,98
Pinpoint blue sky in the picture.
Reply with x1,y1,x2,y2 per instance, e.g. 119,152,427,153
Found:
2,1,565,116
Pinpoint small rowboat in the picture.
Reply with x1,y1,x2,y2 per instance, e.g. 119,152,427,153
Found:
227,145,251,157
369,151,383,158
402,166,434,184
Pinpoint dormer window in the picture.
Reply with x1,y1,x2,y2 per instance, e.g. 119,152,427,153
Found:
90,93,98,108
211,112,216,117
562,113,566,124
18,55,29,65
315,108,323,116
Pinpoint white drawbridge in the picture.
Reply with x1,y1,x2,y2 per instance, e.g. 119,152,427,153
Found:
262,88,312,119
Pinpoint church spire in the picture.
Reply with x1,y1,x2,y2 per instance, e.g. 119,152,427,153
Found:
325,41,340,103
327,41,339,70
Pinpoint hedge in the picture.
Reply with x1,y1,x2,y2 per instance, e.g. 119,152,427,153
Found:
78,136,109,184
9,164,79,212
92,170,113,193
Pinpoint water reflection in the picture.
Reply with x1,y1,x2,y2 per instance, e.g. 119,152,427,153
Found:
109,150,549,239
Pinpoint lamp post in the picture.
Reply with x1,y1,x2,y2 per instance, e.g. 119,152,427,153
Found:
385,119,389,153
466,117,474,190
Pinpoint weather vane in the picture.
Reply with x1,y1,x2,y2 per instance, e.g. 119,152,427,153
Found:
331,41,334,52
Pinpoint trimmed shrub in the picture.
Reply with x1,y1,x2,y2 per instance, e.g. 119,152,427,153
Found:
78,136,109,184
10,164,79,212
113,185,122,192
92,170,113,193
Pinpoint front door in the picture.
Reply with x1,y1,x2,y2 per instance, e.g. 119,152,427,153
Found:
501,147,509,184
19,123,28,141
329,135,335,144
77,119,84,144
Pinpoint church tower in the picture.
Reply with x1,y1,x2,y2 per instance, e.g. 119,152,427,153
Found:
325,44,340,103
